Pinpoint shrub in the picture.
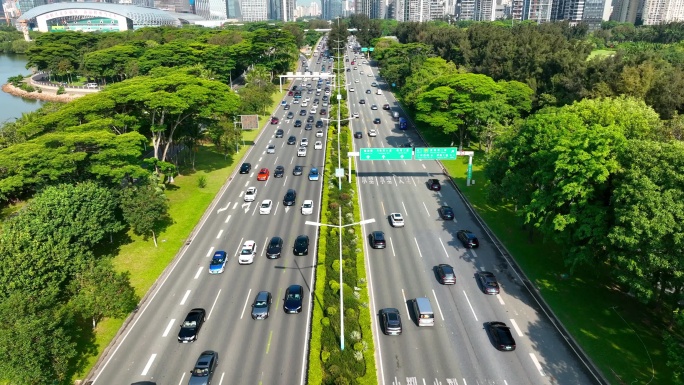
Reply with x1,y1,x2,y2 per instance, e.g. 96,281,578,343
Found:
197,175,207,188
56,86,65,95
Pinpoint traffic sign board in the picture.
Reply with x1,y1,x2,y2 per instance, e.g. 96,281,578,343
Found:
414,147,458,160
360,148,412,161
369,47,374,51
361,47,368,52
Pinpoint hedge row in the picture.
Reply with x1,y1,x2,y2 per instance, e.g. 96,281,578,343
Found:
306,107,377,384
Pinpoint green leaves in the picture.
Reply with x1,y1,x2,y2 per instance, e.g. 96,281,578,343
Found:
119,180,170,246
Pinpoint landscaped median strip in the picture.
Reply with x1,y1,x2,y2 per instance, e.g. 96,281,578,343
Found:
307,116,377,384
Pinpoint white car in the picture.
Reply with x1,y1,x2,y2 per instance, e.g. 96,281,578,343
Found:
238,240,257,264
316,130,324,137
389,213,405,227
267,144,276,154
301,200,314,215
360,71,365,75
300,138,309,147
302,101,309,107
310,107,317,114
244,187,257,202
349,87,355,92
367,73,373,77
314,141,323,150
260,200,273,215
353,112,359,118
298,147,307,157
354,79,359,83
368,129,378,137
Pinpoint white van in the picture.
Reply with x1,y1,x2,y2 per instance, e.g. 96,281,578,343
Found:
392,111,400,120
412,297,434,326
376,89,383,95
86,82,98,89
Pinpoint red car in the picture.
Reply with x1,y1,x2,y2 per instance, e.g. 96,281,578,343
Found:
270,117,279,125
288,91,294,96
257,168,270,181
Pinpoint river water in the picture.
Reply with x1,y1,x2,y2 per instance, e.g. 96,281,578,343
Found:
0,54,45,124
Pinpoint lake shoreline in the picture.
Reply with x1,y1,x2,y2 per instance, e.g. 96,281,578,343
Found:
2,82,82,103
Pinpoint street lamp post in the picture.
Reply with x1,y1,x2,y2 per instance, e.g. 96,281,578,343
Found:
306,211,375,351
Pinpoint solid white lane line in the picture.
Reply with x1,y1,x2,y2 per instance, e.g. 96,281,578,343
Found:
207,289,221,320
232,202,238,210
216,229,223,239
180,290,191,305
498,295,506,305
375,175,379,186
529,353,546,376
178,372,186,385
240,289,252,319
141,354,156,375
463,379,468,385
463,290,478,321
194,266,203,279
422,201,430,216
162,319,175,337
402,201,408,216
439,238,449,258
225,214,231,224
510,318,524,337
389,237,396,256
234,238,244,256
218,372,225,385
251,202,258,216
274,201,280,215
261,237,268,256
431,289,445,321
381,201,386,216
414,238,424,258
206,247,214,257
504,380,509,385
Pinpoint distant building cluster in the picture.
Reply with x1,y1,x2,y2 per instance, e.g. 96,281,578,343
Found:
1,0,682,31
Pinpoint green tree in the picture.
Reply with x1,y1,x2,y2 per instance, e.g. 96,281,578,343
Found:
119,180,170,247
69,260,139,328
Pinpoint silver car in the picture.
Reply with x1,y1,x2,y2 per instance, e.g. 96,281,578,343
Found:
251,291,272,320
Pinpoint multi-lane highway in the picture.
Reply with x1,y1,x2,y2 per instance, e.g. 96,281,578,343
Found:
92,46,331,385
344,42,599,385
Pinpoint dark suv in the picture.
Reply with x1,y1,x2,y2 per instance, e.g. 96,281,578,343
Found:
370,231,386,249
188,350,218,385
457,230,479,248
293,234,309,256
283,189,297,206
266,236,283,258
427,179,441,191
488,322,516,351
239,163,251,174
380,308,402,335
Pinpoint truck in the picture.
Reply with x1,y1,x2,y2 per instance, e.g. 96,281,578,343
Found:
399,117,408,130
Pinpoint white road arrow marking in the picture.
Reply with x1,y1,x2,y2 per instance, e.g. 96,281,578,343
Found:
217,202,231,213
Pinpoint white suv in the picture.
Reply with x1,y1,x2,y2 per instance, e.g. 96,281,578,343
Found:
244,187,257,202
238,240,257,264
298,147,307,157
301,200,314,215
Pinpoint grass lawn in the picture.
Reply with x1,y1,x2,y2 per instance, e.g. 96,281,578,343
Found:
587,49,616,61
415,126,670,384
73,89,285,382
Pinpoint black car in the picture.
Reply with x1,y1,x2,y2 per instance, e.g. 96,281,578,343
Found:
359,99,366,104
488,321,516,351
438,206,454,220
436,264,456,285
293,165,304,175
477,271,500,294
299,109,307,116
315,120,324,128
305,123,313,130
283,189,297,206
287,135,297,145
383,104,390,110
370,231,386,249
239,162,251,174
188,350,218,385
354,131,363,139
294,120,302,127
275,129,284,138
457,230,479,248
284,284,304,314
366,89,371,94
293,234,309,255
307,115,314,123
427,178,441,191
266,236,284,258
320,109,327,115
373,118,381,124
274,166,285,178
380,308,402,335
177,308,206,343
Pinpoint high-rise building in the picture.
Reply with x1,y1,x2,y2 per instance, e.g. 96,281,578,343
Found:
16,0,47,14
394,0,430,20
640,0,684,24
429,0,445,19
582,0,610,27
283,0,296,20
242,0,268,20
522,0,552,21
322,0,342,18
610,0,640,22
475,0,496,19
194,0,227,18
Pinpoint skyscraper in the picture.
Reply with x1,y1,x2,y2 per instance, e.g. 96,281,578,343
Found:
242,0,268,20
195,0,228,18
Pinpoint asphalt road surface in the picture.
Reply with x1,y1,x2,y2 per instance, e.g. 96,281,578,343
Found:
344,42,599,385
92,44,330,385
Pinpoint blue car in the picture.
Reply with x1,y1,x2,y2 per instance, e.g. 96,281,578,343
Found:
308,167,320,181
208,251,227,274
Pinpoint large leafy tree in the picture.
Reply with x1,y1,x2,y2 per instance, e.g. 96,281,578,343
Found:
119,180,170,247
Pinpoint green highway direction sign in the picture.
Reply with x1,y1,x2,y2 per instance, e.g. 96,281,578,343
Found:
361,47,368,52
360,147,412,161
414,147,458,160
